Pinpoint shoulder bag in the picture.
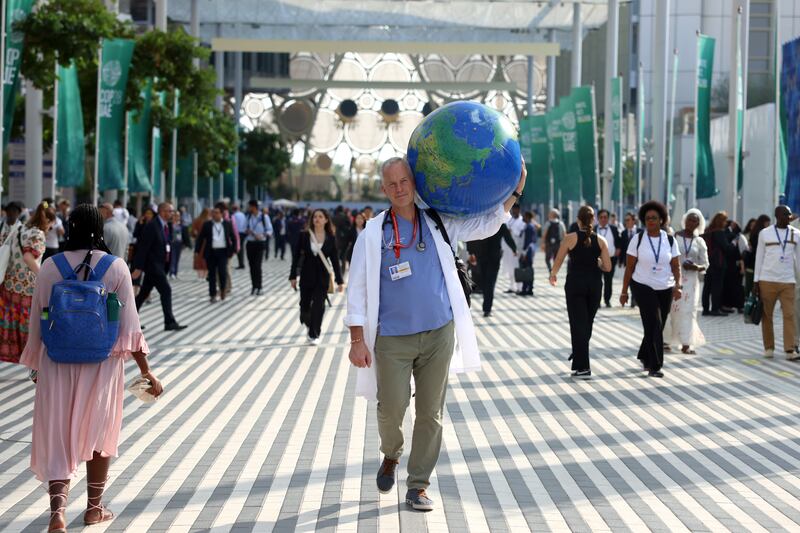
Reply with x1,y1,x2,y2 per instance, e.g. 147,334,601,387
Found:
310,231,335,294
0,224,21,283
425,208,474,307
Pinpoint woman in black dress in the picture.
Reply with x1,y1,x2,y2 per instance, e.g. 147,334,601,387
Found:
290,209,344,345
548,206,612,378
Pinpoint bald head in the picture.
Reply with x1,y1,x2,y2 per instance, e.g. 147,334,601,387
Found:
775,205,792,228
99,202,113,220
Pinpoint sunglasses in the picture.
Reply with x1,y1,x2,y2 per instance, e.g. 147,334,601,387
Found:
645,215,661,221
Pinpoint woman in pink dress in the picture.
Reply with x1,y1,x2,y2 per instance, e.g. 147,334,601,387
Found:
21,205,164,532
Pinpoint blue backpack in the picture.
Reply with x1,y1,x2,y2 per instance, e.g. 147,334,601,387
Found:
42,253,121,364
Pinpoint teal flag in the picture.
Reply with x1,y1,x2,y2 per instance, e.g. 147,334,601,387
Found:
525,114,550,204
55,62,85,187
546,108,565,201
774,10,788,194
734,12,745,192
611,77,623,202
571,86,599,204
176,152,193,197
2,0,35,149
518,116,534,202
559,95,582,202
127,81,153,193
636,62,645,205
666,51,679,203
696,34,717,198
96,38,135,192
151,91,166,199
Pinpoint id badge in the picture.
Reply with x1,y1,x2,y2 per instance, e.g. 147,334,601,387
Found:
389,261,412,281
780,255,786,263
165,243,171,254
652,265,664,273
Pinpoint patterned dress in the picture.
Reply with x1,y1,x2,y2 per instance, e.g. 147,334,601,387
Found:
0,226,45,363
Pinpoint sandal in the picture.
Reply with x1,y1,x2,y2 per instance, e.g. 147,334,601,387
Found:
48,481,69,533
84,479,114,526
681,346,696,355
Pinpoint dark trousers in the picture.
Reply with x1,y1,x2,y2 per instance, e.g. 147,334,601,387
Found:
236,234,247,268
300,284,327,338
630,280,672,372
602,259,616,304
207,248,229,297
135,267,176,326
478,256,501,314
565,273,602,371
275,235,286,259
520,251,534,295
702,265,724,312
169,242,183,276
264,236,271,260
545,245,558,273
246,240,265,290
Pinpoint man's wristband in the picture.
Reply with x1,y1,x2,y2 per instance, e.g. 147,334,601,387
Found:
512,190,523,199
350,338,363,344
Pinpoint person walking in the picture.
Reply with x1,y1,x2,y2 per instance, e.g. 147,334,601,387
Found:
467,224,517,317
42,202,64,261
244,200,273,295
261,207,274,261
99,203,130,260
619,201,682,378
290,209,343,344
0,202,54,364
273,211,287,260
502,204,525,293
754,205,800,360
744,214,771,298
618,212,639,307
516,211,538,296
542,208,566,273
346,156,525,511
196,206,236,303
0,201,23,244
168,211,189,279
21,204,163,532
664,209,709,354
701,211,733,316
287,209,306,263
191,208,211,279
596,209,621,307
548,205,612,378
231,204,247,269
132,202,188,331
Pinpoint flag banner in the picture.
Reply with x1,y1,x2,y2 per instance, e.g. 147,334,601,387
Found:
176,152,193,197
696,34,717,199
127,80,153,193
559,95,583,202
637,63,645,205
666,51,679,203
571,86,599,204
782,37,800,211
518,115,534,200
546,108,566,202
55,61,85,187
151,91,166,199
611,77,623,202
525,114,550,204
735,12,744,192
96,38,135,192
2,0,35,150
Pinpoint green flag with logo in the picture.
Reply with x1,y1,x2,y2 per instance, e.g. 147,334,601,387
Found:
127,80,153,193
559,95,582,202
55,61,85,187
571,86,599,204
525,114,550,204
611,77,623,202
546,108,565,201
96,38,135,192
518,115,534,195
696,34,717,198
151,91,166,199
2,0,35,150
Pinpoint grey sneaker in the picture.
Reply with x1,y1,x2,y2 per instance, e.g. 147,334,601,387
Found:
571,369,591,379
376,457,398,494
405,489,434,511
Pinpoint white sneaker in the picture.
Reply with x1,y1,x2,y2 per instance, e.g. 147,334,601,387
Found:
764,349,774,358
308,336,319,346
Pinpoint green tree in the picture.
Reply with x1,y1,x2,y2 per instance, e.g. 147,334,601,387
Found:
239,129,291,195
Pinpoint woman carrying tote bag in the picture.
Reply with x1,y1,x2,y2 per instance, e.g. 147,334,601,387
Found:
290,209,344,345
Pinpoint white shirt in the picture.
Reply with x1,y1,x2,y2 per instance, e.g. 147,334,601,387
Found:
232,211,247,234
754,224,800,284
507,214,526,248
597,225,616,252
45,217,63,248
211,221,226,249
626,229,681,290
245,212,274,242
112,207,129,225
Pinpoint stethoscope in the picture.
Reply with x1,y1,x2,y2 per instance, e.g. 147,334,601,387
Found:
381,206,427,255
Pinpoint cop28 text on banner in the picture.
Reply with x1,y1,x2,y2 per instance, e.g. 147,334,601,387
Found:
695,34,717,199
2,0,35,150
559,95,583,202
782,37,800,213
55,62,85,188
95,38,135,192
525,114,550,204
571,86,599,205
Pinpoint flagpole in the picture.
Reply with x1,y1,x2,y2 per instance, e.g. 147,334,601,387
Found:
727,5,742,223
170,90,178,205
773,0,782,204
93,45,104,204
692,31,700,208
666,48,679,210
52,61,59,201
636,61,643,209
0,0,6,208
192,150,198,216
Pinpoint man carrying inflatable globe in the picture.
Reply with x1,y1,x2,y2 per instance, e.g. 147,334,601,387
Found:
345,101,525,511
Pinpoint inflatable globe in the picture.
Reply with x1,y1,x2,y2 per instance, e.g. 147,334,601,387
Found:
407,101,521,217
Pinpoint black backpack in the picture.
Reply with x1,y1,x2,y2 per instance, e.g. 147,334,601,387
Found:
425,209,475,308
546,221,561,244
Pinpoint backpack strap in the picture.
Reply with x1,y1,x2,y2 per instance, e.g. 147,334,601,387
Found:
90,254,117,282
424,208,453,247
51,253,77,281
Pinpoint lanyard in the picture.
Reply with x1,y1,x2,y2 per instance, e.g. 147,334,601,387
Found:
213,223,223,238
390,209,418,260
647,232,662,264
682,236,693,255
775,226,790,256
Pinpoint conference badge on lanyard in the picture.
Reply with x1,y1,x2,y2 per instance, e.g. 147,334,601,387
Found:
776,226,790,262
648,233,663,273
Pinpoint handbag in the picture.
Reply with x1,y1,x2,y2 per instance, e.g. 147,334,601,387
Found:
0,224,20,283
744,292,763,325
310,231,336,294
425,208,475,307
514,266,534,283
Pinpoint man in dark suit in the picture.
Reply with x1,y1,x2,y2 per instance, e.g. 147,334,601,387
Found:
195,206,237,302
133,202,187,331
467,224,517,318
617,211,639,307
596,209,622,307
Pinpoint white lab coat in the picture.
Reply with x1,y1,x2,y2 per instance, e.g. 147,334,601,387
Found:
345,204,510,399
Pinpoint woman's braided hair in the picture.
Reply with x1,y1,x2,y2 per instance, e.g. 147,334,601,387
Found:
64,204,111,254
577,205,595,247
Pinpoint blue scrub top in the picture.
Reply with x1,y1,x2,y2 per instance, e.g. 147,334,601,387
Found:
378,212,453,336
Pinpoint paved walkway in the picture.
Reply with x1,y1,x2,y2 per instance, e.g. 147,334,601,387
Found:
1,255,799,532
